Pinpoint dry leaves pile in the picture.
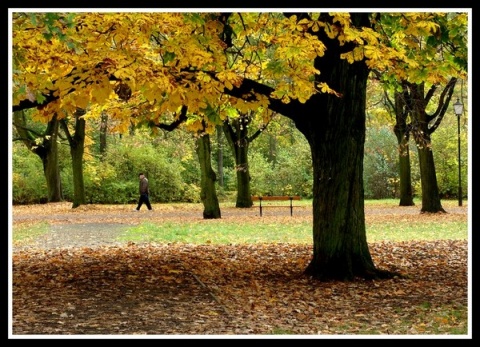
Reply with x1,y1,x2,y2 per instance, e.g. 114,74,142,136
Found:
11,203,469,337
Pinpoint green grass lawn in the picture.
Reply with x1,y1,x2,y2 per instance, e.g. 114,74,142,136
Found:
119,199,468,244
119,218,468,245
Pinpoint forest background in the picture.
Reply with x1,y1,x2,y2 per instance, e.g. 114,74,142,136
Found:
11,85,469,206
10,12,470,208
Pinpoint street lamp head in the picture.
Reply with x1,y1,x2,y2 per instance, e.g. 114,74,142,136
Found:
453,98,464,116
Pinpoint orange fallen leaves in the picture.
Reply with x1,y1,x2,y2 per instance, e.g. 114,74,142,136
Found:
10,202,469,335
11,240,468,336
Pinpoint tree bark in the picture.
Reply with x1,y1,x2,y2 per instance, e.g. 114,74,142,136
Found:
196,132,221,219
393,90,415,206
60,108,87,208
408,83,446,213
223,114,253,208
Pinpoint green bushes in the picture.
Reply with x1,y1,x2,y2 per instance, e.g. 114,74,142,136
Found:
11,120,467,205
248,146,313,198
11,145,48,204
363,126,407,199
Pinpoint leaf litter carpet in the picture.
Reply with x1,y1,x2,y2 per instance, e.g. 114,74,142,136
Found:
11,203,469,336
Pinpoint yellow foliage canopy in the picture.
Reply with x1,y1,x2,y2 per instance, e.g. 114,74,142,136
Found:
11,11,467,132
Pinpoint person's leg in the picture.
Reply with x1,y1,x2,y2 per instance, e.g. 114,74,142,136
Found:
145,195,152,210
136,195,144,210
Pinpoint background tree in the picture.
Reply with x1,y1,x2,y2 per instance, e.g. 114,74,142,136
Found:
222,110,267,208
372,12,468,212
196,130,221,219
59,108,87,208
392,86,415,206
216,125,225,188
403,79,457,213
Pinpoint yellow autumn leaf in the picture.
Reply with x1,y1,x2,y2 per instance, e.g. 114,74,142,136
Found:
75,95,90,109
341,51,355,64
223,80,233,90
91,86,111,104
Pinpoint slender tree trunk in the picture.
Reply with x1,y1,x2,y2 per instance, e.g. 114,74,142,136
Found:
44,129,62,202
393,91,415,206
70,117,86,208
99,112,108,158
233,141,252,208
60,109,86,208
196,133,221,219
216,125,224,188
223,117,253,208
409,84,445,213
417,147,446,213
397,143,415,205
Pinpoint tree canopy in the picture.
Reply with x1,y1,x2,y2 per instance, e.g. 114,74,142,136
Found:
13,12,466,128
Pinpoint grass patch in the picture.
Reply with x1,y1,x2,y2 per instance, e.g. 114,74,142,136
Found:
12,222,50,246
366,220,467,242
120,199,468,244
121,219,467,244
118,220,315,244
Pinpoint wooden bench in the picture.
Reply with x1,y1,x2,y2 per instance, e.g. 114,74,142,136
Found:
251,195,301,216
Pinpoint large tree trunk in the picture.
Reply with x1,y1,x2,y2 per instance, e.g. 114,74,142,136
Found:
297,14,393,280
196,132,221,219
298,60,381,280
226,13,396,281
13,110,63,202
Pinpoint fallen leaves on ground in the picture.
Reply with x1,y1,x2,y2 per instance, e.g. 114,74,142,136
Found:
12,240,468,336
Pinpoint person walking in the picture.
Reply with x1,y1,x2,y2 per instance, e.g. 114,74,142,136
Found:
134,172,153,211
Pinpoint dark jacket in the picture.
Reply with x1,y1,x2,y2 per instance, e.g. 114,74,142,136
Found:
139,177,149,195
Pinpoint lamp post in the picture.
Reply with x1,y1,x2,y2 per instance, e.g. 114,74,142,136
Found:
453,98,463,206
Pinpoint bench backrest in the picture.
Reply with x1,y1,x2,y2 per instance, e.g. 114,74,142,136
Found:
251,196,301,201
